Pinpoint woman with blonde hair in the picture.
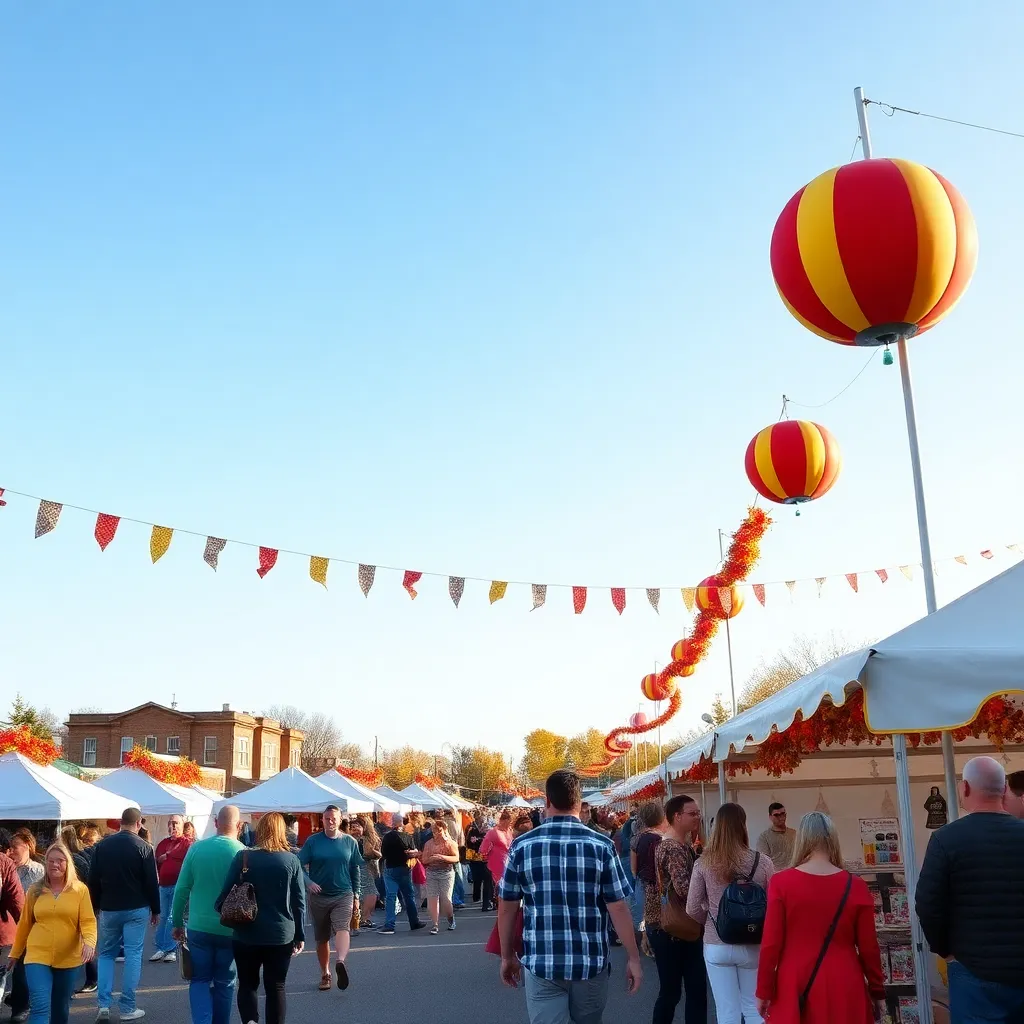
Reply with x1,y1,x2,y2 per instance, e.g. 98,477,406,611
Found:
421,819,460,935
59,826,98,996
10,841,97,1024
756,811,886,1023
686,803,774,1024
354,814,382,929
216,812,305,1024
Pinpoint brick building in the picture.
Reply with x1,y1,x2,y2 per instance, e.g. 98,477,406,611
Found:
65,702,303,795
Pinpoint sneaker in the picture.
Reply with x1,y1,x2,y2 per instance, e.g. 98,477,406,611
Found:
429,925,439,935
410,922,427,932
162,952,177,963
77,983,98,994
115,956,125,963
377,926,395,935
335,960,349,991
121,1010,146,1021
148,952,165,962
95,1010,110,1022
11,1013,29,1023
447,917,456,931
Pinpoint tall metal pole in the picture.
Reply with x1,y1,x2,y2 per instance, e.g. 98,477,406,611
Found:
719,530,739,716
855,86,936,1024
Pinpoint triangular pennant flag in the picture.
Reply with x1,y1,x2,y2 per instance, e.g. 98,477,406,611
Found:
846,572,859,592
309,556,329,587
488,580,508,604
814,789,831,814
899,564,914,581
0,488,6,507
1008,543,1022,554
646,588,660,613
816,576,826,596
203,536,226,571
753,583,765,607
681,587,696,612
981,549,994,560
449,576,465,608
402,570,422,599
572,586,587,614
954,554,968,566
719,587,732,616
257,547,278,578
530,583,547,611
358,564,376,596
94,513,120,551
611,588,626,615
34,500,62,538
875,568,889,584
785,580,797,596
150,525,173,563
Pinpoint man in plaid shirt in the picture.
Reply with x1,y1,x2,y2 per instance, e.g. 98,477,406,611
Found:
497,769,642,1022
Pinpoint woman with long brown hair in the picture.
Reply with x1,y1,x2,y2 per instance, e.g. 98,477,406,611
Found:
686,803,775,1024
354,814,381,929
216,812,305,1024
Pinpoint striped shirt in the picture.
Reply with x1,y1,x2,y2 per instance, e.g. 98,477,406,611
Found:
498,814,632,981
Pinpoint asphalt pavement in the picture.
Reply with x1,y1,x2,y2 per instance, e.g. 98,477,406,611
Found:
54,906,715,1023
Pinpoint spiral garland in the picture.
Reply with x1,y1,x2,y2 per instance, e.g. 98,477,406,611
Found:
0,725,61,766
414,771,445,789
335,765,384,788
498,777,543,799
123,745,203,786
586,506,772,773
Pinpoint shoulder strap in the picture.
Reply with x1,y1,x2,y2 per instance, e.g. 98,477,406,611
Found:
800,872,853,1010
241,851,249,876
746,851,761,882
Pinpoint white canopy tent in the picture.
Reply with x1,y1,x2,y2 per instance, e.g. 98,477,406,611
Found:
314,771,400,814
0,752,139,821
93,766,215,839
445,791,476,811
214,767,372,815
375,784,417,813
398,782,458,810
504,795,533,809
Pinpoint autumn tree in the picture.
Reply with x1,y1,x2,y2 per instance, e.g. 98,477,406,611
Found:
565,729,607,771
521,729,568,781
379,745,434,790
449,745,508,799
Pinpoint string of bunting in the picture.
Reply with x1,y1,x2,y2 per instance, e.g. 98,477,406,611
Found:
0,486,1019,613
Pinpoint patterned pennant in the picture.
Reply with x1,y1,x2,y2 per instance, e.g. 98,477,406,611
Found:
719,587,732,616
0,487,7,506
530,583,547,611
816,576,826,596
646,588,660,613
309,556,329,587
448,576,465,608
846,572,859,592
981,549,994,560
1008,543,1022,554
257,547,278,578
785,580,797,597
681,587,696,613
488,580,508,604
875,568,889,583
954,554,968,566
34,500,62,538
898,564,914,581
402,570,423,599
358,563,376,596
150,525,173,563
611,588,626,615
753,583,765,607
203,536,227,571
94,513,120,551
572,586,587,614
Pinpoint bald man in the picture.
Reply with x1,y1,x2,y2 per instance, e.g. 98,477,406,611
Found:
917,757,1024,1020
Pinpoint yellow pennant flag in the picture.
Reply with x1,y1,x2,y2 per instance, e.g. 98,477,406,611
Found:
489,580,508,604
681,587,696,613
310,556,329,587
150,526,173,563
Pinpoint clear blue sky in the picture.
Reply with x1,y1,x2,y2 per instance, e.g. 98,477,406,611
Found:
2,3,1022,768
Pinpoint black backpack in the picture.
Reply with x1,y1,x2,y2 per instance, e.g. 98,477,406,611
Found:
713,852,768,944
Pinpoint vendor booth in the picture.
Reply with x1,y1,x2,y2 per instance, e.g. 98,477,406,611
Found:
214,767,372,816
398,781,458,810
375,784,417,813
314,770,400,814
93,766,214,839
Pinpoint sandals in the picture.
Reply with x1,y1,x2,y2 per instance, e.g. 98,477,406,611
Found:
319,974,332,991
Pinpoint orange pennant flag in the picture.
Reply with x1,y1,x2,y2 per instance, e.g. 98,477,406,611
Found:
309,556,329,587
150,526,173,563
681,587,696,612
753,583,765,607
898,564,914,581
846,573,859,592
954,555,968,566
488,580,508,604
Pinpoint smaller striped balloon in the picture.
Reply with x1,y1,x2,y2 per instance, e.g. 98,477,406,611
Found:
744,420,841,505
696,575,744,620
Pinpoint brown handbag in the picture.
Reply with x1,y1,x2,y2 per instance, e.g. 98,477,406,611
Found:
655,844,702,942
219,851,258,928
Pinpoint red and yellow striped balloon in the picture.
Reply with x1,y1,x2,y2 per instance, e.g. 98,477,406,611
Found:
771,159,977,346
641,673,676,702
696,576,743,620
745,420,841,505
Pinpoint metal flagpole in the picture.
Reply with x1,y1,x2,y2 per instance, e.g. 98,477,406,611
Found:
855,85,937,1024
719,530,739,716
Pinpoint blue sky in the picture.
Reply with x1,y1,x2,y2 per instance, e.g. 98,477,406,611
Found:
2,3,1022,767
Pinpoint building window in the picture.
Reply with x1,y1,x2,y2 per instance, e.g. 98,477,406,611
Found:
83,738,97,767
263,742,278,771
120,737,134,764
290,747,301,767
237,737,250,768
144,735,157,752
203,736,218,765
167,736,180,755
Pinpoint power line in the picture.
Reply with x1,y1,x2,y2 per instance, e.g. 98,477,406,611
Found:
782,349,879,414
868,99,1024,141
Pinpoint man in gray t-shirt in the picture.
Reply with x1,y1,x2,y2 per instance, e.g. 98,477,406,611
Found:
755,802,797,870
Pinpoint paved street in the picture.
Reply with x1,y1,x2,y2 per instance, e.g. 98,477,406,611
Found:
55,907,715,1023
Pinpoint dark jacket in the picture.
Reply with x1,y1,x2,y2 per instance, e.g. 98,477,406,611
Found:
215,849,305,948
916,811,1024,987
88,829,161,915
0,851,25,947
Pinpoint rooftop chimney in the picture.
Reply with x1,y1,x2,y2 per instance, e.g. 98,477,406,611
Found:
222,703,231,712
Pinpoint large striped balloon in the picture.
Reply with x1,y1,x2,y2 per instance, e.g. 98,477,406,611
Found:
696,576,743,620
771,159,977,346
745,420,841,505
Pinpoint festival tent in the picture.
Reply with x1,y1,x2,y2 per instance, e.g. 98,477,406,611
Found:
504,795,533,809
398,782,458,810
214,767,372,815
315,771,400,814
375,784,417,812
446,791,476,810
93,767,215,839
0,752,139,821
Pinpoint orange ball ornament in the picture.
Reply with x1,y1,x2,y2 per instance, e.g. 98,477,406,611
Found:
641,673,675,702
696,575,744,620
745,420,841,506
670,638,699,670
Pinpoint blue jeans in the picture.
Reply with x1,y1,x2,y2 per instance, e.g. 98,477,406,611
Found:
187,929,236,1024
155,885,176,954
98,906,149,1012
25,963,77,1024
453,864,465,906
384,867,421,930
949,961,1024,1023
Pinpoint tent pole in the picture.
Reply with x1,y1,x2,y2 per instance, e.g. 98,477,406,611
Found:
855,86,935,1024
717,760,727,806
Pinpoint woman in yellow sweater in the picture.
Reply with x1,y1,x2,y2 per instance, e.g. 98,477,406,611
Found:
10,841,97,1024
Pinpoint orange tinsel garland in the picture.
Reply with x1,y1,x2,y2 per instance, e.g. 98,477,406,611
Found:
498,777,543,799
414,771,444,790
336,765,384,788
123,745,202,787
0,726,61,766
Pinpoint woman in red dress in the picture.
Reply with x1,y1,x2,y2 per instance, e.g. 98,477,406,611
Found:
755,811,886,1023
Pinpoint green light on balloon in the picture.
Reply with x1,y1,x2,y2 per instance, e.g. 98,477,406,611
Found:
882,346,894,366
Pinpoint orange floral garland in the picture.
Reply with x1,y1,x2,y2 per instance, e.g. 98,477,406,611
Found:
123,745,202,787
498,777,543,799
0,726,61,766
616,778,666,802
336,765,384,788
414,771,445,790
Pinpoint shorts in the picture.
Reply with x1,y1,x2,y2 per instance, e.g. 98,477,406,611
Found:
425,869,455,901
308,891,355,942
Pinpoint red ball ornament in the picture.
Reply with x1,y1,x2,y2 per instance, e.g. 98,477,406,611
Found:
629,712,648,730
670,638,699,670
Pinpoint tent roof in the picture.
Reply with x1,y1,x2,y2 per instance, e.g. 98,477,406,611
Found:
314,771,399,814
446,791,475,810
505,795,533,808
0,752,139,821
397,782,457,809
93,767,214,816
214,767,371,815
373,784,417,811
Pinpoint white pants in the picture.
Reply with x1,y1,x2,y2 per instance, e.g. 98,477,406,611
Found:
703,942,763,1024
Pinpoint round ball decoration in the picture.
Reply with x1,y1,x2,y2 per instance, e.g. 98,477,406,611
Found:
669,638,700,672
696,575,744,620
771,158,977,346
745,420,841,505
629,712,648,730
641,672,675,702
